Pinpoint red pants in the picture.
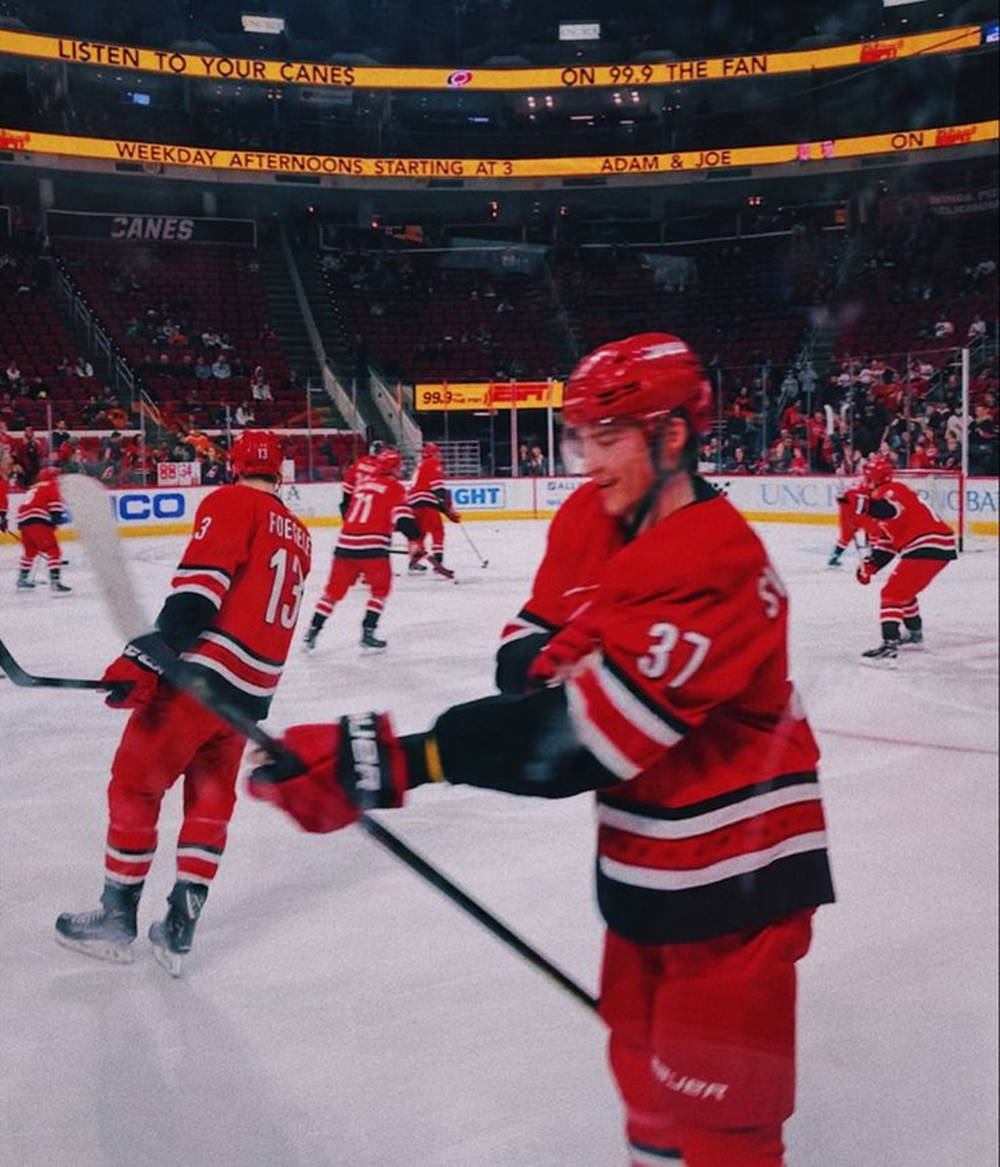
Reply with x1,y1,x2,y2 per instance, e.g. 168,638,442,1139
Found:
104,689,246,889
414,505,444,557
317,554,391,619
18,522,60,572
879,555,951,627
600,911,814,1167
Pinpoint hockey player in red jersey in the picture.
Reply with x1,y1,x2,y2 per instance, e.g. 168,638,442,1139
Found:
55,431,312,974
407,441,461,579
827,481,867,567
15,466,71,594
304,447,421,652
247,334,835,1167
339,439,384,519
851,453,957,665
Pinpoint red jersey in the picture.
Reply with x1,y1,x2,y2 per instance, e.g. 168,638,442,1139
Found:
408,455,445,509
0,477,8,516
336,472,413,559
859,479,956,560
499,480,625,651
517,481,833,944
16,479,66,528
341,453,379,503
166,484,312,720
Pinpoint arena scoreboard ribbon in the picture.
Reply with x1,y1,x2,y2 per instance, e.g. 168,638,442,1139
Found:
0,122,996,180
0,26,985,91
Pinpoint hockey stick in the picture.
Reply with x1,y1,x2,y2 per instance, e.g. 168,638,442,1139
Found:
458,522,489,568
0,638,108,690
61,475,598,1014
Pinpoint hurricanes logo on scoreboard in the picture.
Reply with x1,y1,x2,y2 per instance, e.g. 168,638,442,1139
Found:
446,70,473,87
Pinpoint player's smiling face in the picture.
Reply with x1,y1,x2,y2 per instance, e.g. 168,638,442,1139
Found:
577,422,655,519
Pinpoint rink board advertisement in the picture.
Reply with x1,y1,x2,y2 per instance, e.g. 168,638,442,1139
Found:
7,476,994,540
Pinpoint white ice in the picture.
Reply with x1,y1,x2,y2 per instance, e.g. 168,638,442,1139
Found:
1,518,997,1167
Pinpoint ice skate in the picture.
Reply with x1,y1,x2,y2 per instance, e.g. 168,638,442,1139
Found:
50,580,72,596
408,556,428,573
827,547,844,567
899,629,924,649
860,641,900,669
361,628,388,651
149,881,207,977
55,881,140,964
303,625,319,651
429,554,456,581
15,575,35,590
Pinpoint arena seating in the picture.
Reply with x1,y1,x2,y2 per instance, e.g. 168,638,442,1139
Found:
52,239,299,428
0,256,107,429
323,251,563,383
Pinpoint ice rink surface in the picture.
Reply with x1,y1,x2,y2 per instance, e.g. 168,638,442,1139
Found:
1,517,997,1167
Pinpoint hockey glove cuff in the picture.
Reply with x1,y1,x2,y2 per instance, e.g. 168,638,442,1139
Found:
526,614,600,689
102,633,172,708
247,714,409,833
855,559,875,586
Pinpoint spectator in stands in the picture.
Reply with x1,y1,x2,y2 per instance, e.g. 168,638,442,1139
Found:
933,313,955,339
0,420,14,463
201,454,225,485
194,357,213,382
967,313,987,343
727,445,751,474
18,426,46,484
5,359,22,388
51,420,71,451
74,355,94,378
970,407,998,474
780,396,807,436
211,355,232,381
517,443,531,476
201,328,221,349
940,437,962,470
98,432,125,481
250,367,273,402
235,401,256,427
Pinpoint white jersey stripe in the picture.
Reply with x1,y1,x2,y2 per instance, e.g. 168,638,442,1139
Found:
181,652,278,697
598,783,821,840
198,630,284,674
566,679,640,780
599,830,829,891
172,583,223,608
173,566,231,587
590,658,684,749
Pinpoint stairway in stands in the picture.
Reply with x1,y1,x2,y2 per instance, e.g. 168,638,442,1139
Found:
289,244,395,444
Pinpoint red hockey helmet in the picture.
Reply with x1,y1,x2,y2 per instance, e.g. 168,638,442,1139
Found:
376,448,402,476
231,430,283,479
863,453,894,487
422,442,440,459
37,466,61,482
563,333,712,434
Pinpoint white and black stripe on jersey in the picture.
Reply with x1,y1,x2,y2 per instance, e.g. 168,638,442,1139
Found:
181,627,286,719
498,607,559,650
898,530,957,559
171,564,233,609
595,772,831,944
566,652,692,781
